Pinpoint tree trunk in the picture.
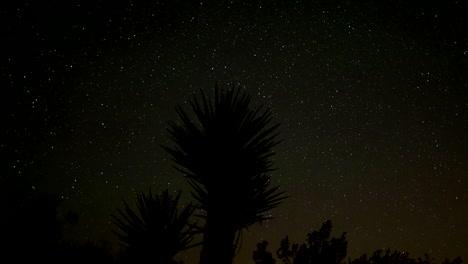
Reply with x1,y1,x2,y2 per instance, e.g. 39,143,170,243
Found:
199,219,236,264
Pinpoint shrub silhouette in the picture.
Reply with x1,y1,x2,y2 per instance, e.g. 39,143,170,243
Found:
253,240,276,264
253,220,462,264
163,85,286,264
349,249,463,264
112,188,196,263
276,220,347,264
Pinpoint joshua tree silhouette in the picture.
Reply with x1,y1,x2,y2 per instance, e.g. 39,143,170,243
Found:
163,85,286,264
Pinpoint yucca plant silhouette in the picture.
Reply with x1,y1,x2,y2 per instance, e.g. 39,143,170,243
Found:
112,189,196,263
163,85,286,264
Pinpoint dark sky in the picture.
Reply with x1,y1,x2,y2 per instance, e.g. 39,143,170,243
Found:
2,1,467,263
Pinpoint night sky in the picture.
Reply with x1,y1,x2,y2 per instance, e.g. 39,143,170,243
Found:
2,1,467,263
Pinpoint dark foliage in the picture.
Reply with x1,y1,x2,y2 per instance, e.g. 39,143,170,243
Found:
253,220,462,264
112,188,196,263
349,249,463,264
253,240,277,264
276,220,347,264
163,85,286,263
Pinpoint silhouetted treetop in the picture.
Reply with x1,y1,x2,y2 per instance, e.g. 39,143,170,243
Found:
253,240,276,264
276,220,348,264
163,85,285,228
349,249,463,264
253,220,462,264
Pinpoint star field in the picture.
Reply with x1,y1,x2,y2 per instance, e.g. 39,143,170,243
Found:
2,1,467,263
